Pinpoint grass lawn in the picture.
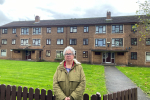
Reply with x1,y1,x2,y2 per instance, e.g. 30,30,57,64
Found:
0,59,107,98
116,66,150,97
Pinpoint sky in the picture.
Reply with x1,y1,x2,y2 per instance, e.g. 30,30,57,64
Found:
0,0,147,26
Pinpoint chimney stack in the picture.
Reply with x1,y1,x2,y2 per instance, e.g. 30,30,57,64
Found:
35,16,40,23
106,11,111,20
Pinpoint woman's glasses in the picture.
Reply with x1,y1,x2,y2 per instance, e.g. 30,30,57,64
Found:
65,53,73,56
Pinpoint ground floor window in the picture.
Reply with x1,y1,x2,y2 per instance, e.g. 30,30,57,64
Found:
1,50,6,56
146,52,150,61
56,51,63,58
46,50,50,57
131,52,137,60
83,51,88,58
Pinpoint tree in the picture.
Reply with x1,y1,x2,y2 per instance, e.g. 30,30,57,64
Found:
133,0,150,41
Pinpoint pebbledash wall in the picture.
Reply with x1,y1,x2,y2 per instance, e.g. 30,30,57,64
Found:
0,12,150,66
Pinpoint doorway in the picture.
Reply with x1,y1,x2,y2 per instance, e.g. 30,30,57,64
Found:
26,51,31,60
103,52,115,63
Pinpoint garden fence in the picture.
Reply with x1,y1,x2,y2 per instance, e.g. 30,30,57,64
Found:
0,84,137,100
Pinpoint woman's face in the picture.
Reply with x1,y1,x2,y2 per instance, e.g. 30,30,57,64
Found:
64,50,74,62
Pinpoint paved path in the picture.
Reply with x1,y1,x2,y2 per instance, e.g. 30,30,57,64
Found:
104,66,150,100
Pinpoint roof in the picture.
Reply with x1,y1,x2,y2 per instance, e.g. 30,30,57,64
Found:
0,15,147,28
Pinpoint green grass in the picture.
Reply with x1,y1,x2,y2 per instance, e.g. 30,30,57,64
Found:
116,66,150,97
0,59,107,97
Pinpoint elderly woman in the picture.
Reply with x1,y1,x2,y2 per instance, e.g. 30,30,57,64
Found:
53,46,86,100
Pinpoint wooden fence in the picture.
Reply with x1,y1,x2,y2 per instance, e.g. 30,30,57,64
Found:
0,84,137,100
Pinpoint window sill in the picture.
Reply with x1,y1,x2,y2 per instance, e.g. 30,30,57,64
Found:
111,33,123,34
111,46,123,47
95,33,106,34
32,34,41,35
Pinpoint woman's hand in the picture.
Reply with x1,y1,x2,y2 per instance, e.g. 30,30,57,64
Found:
65,97,70,100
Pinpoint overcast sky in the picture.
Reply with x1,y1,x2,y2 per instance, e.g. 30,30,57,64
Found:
0,0,147,26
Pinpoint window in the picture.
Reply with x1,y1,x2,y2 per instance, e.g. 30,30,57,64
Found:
21,28,29,35
57,27,64,33
83,39,88,45
33,39,41,46
95,52,101,55
33,28,41,34
21,39,28,46
70,27,77,33
117,52,124,55
95,39,106,47
112,25,123,33
146,38,150,45
14,51,20,53
112,38,123,47
131,38,137,45
46,50,50,57
70,39,77,45
47,27,51,33
2,29,7,34
146,52,150,61
46,39,51,45
57,39,63,45
131,24,137,32
83,51,88,58
96,26,106,33
12,28,16,34
2,39,7,45
84,26,89,33
12,39,16,45
56,51,63,58
1,50,6,56
131,52,137,60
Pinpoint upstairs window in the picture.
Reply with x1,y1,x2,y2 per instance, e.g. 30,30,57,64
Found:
83,39,88,45
2,39,7,45
2,29,7,34
131,38,137,45
47,27,51,33
12,39,16,45
21,28,29,35
146,38,150,45
57,39,63,45
46,39,51,45
12,28,16,34
70,39,77,45
33,39,40,46
112,38,123,47
95,39,106,47
112,25,123,33
131,52,137,60
57,27,64,33
21,39,28,46
84,26,89,33
96,26,106,33
33,28,41,34
70,27,77,33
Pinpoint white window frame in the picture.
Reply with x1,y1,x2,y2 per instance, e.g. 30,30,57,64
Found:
12,39,16,45
33,39,41,46
21,39,28,46
96,25,106,34
46,39,51,45
57,39,63,45
21,28,29,35
146,52,150,62
1,49,7,57
33,27,41,35
2,39,7,45
46,50,50,57
47,27,51,33
2,29,7,34
70,27,77,33
112,38,123,47
112,25,123,33
56,50,63,59
95,39,106,47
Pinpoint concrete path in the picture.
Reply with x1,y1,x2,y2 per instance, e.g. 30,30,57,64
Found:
104,66,150,100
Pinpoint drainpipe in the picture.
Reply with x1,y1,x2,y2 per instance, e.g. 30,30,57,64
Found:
66,26,67,46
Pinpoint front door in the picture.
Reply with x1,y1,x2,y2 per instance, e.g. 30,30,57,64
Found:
103,52,114,63
26,51,31,60
106,52,111,62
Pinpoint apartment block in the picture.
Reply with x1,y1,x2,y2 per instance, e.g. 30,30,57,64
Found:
0,12,150,66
